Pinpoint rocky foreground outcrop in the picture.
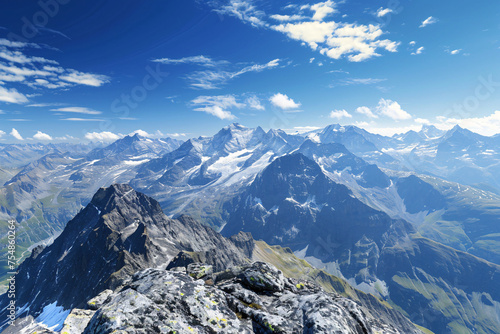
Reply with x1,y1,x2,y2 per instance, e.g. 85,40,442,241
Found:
59,262,419,334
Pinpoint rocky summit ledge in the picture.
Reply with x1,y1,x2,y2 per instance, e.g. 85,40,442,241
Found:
44,261,422,334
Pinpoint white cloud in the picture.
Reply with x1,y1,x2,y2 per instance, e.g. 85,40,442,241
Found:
409,41,416,46
376,7,394,18
59,70,110,87
0,41,110,94
10,128,23,140
185,58,281,89
309,0,337,21
62,118,104,122
415,118,430,125
356,106,378,118
84,131,121,142
335,77,386,86
432,111,500,136
0,38,40,49
450,49,461,55
245,95,265,110
33,131,53,141
270,14,306,22
376,98,412,120
191,95,243,120
420,16,438,28
214,0,266,27
329,109,352,119
269,93,301,110
0,130,5,138
210,2,398,63
51,107,102,115
152,55,228,67
412,46,425,55
0,85,28,104
0,49,58,65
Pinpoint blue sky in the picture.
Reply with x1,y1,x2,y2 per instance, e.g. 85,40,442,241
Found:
0,0,499,142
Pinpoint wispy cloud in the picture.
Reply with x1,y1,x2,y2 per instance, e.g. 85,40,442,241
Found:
191,95,243,120
334,77,386,86
51,107,102,115
376,7,394,18
0,38,110,100
62,118,104,122
152,55,229,67
356,106,378,118
185,58,281,89
412,46,425,55
420,16,438,28
213,0,267,27
0,85,28,104
59,70,110,87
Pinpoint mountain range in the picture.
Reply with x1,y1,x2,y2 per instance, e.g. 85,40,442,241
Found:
1,123,500,333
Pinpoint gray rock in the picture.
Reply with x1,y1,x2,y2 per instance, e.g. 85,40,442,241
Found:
87,289,113,310
81,263,423,334
61,309,95,333
187,263,213,280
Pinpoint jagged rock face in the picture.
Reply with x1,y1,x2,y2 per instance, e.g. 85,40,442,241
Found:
222,153,411,280
0,184,250,331
82,263,422,334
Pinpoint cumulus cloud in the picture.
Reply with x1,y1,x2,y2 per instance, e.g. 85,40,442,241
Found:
376,98,412,120
0,85,28,104
10,128,23,140
307,0,337,21
0,130,5,138
84,131,121,142
450,49,461,55
356,106,378,118
420,16,438,28
269,93,301,110
191,95,243,120
33,131,53,141
329,109,352,119
51,107,102,115
209,2,399,62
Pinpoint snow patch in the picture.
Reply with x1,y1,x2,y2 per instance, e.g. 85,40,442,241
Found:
35,302,70,331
